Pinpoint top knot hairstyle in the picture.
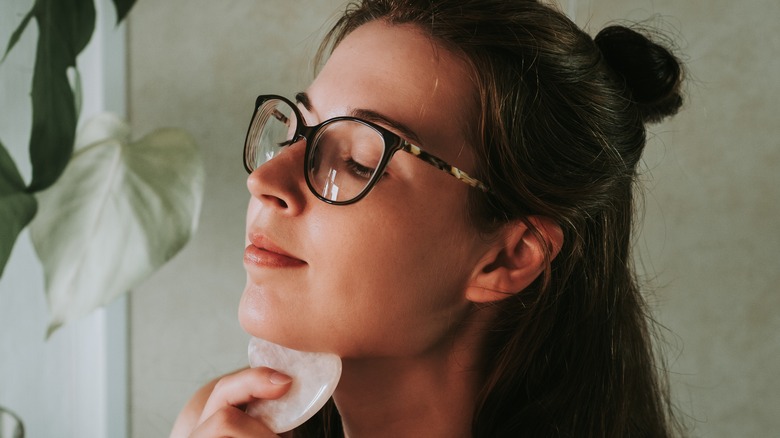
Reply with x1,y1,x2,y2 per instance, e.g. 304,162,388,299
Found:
300,1,687,437
595,25,684,124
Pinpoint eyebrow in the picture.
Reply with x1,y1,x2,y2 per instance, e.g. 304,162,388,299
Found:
350,108,422,145
294,91,313,112
294,91,422,145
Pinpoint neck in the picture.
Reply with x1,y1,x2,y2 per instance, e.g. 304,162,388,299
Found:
332,307,494,438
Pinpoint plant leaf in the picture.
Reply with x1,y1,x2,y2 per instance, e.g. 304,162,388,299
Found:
111,0,138,24
29,114,204,336
1,7,34,63
0,140,38,277
27,0,96,191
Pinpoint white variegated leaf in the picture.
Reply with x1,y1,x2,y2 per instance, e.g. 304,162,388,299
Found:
29,113,204,336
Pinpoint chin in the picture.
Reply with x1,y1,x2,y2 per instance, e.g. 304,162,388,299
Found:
238,282,343,354
238,302,316,352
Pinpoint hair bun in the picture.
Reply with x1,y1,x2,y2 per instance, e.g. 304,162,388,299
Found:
595,25,684,123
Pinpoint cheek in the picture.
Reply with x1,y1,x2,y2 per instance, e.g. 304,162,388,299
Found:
324,204,476,308
329,243,475,357
352,187,476,280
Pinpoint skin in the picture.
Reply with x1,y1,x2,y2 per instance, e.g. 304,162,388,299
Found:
173,20,562,438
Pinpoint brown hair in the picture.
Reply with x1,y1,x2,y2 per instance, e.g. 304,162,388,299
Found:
298,1,686,436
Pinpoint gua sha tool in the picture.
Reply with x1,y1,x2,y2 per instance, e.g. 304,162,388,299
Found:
245,337,342,433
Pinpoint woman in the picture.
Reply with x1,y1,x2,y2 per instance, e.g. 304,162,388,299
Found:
174,0,686,436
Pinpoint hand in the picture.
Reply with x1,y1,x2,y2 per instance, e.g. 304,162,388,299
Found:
188,367,293,437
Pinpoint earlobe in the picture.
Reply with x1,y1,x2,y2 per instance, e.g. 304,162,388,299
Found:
465,216,563,303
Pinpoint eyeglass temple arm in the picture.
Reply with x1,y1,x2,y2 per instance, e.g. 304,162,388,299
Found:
401,142,489,192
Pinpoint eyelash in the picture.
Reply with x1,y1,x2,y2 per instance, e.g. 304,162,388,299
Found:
345,158,375,179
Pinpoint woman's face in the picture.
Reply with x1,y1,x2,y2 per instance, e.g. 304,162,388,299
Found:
240,21,492,358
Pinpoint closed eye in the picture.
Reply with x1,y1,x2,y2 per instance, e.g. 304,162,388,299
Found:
345,158,375,180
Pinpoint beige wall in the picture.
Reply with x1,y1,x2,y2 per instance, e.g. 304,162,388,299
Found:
128,1,780,436
577,0,780,435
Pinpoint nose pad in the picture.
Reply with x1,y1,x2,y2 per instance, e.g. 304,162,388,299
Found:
247,140,307,213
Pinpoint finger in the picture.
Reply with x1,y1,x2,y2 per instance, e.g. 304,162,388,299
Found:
199,367,292,424
190,405,278,438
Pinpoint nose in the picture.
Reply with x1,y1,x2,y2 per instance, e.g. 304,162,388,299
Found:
246,140,307,215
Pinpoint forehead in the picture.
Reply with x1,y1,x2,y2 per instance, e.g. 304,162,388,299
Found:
306,21,477,164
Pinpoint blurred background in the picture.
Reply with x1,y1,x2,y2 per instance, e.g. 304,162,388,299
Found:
1,0,778,436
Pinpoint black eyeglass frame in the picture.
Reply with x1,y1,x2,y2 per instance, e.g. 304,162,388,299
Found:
243,94,489,205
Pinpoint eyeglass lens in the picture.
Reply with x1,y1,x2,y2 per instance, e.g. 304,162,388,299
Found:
247,98,388,203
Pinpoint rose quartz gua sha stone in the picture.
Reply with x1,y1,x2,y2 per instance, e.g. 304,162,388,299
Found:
245,337,342,433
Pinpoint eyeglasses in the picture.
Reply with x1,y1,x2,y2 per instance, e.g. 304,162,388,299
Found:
243,94,489,205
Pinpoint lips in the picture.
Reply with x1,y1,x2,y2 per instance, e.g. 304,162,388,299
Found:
244,234,306,268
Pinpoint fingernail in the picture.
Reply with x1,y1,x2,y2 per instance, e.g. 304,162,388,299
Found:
269,371,292,385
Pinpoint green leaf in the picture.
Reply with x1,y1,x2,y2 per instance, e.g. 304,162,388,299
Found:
1,8,34,63
0,140,38,277
29,114,204,336
27,0,96,191
111,0,138,24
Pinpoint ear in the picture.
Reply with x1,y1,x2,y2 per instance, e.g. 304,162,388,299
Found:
465,216,563,303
